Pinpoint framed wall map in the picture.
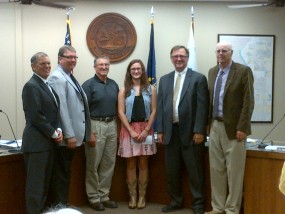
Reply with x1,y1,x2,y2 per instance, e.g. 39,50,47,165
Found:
218,34,275,122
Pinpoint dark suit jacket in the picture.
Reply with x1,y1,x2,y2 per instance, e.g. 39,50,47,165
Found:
22,74,60,152
157,68,209,145
208,61,254,139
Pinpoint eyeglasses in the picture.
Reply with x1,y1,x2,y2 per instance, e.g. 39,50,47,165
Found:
171,55,188,59
131,67,142,71
215,49,231,54
61,55,78,60
97,63,110,67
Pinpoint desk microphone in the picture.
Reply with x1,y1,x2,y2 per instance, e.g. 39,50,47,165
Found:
0,109,21,153
258,113,285,149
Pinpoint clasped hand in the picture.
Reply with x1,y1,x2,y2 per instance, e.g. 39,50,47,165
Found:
53,130,63,144
130,129,148,143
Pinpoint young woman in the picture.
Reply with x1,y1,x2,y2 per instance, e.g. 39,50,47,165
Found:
117,59,157,209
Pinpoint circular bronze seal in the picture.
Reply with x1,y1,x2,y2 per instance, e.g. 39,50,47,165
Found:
86,13,137,63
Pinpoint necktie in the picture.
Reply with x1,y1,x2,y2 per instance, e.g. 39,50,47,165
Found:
173,73,181,104
173,73,181,120
213,71,224,118
70,74,90,138
46,82,58,106
70,74,82,93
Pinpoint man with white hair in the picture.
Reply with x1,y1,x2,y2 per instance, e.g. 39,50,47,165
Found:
206,41,254,214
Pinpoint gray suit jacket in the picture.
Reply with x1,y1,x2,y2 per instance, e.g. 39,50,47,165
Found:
22,74,60,152
208,61,254,139
157,68,209,145
48,65,91,146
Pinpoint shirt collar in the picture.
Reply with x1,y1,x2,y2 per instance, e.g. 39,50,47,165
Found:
219,61,232,74
34,72,48,84
175,67,188,76
94,74,108,84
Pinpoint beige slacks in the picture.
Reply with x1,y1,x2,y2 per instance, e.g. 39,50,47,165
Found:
209,120,246,214
85,119,117,204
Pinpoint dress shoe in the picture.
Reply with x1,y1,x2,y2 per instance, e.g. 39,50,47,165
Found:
161,204,182,212
193,209,204,214
90,202,105,211
204,211,224,214
102,200,118,208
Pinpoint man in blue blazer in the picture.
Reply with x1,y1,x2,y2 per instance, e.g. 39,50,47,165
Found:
48,45,95,205
157,45,209,214
22,52,63,214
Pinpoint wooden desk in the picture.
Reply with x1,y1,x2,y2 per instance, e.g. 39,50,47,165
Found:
244,149,285,214
0,150,25,214
4,145,285,214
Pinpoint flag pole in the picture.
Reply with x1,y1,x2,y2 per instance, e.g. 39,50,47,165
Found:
191,6,194,34
150,6,155,24
187,6,198,71
148,6,157,131
65,7,75,19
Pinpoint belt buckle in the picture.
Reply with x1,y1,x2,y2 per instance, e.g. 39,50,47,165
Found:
105,117,113,122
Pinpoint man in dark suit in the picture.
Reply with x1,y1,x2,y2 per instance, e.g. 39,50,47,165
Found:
157,45,209,214
48,45,95,206
206,41,254,214
22,52,63,214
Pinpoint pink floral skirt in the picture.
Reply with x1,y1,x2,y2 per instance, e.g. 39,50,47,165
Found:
118,122,157,158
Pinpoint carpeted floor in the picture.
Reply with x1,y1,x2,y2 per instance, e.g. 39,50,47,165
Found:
79,202,195,214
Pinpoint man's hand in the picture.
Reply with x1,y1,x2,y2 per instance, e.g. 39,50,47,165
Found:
66,137,77,149
157,133,164,144
88,132,96,147
53,130,63,144
193,133,204,144
236,131,247,142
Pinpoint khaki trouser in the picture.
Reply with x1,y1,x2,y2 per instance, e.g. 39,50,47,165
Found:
209,120,246,214
85,119,117,203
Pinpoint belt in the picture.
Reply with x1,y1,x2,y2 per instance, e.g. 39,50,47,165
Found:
214,117,224,122
92,116,116,122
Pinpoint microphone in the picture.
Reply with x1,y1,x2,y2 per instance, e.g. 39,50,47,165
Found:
0,109,21,153
258,113,285,149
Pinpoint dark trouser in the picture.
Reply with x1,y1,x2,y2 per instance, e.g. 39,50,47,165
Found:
51,146,74,205
24,150,54,214
165,124,205,210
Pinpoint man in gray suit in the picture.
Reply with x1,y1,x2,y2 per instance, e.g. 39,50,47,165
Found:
48,45,95,205
22,52,63,214
206,41,254,214
157,45,209,214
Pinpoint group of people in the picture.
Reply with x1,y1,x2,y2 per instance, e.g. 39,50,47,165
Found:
21,41,254,214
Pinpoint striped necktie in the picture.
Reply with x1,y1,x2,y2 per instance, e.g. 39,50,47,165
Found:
212,71,224,118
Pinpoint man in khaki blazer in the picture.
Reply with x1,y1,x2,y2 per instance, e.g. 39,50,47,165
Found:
206,41,254,214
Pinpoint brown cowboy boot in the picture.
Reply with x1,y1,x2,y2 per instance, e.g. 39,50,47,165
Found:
127,180,137,209
137,180,148,209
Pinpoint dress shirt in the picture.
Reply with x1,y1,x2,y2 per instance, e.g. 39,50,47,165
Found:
213,63,231,117
173,68,187,123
